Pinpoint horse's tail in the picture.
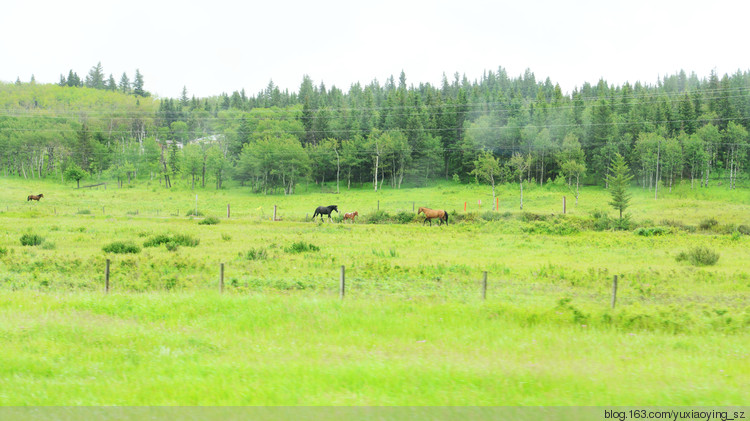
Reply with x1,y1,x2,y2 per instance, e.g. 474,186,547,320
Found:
443,210,449,225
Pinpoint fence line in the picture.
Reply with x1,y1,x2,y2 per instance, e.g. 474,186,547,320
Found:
89,261,734,309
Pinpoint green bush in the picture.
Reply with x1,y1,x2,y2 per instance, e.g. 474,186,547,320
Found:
77,209,92,215
245,248,268,260
165,241,179,252
185,209,205,217
519,212,548,222
285,241,320,253
634,226,670,236
699,218,718,230
143,234,172,247
676,246,720,266
172,234,200,247
453,211,479,223
364,210,392,224
522,217,580,235
0,246,8,256
738,225,750,235
588,209,613,231
102,241,141,254
144,234,199,248
481,211,510,221
20,233,44,246
660,219,696,233
198,216,220,225
395,211,416,224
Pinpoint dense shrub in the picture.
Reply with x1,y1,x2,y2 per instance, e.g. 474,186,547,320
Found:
198,216,220,225
20,233,44,246
364,210,392,224
143,234,171,247
519,212,548,222
171,234,200,247
245,248,268,260
699,218,718,230
102,241,141,254
0,246,8,256
589,210,634,231
676,246,720,266
660,219,696,233
481,211,511,221
185,209,205,217
77,209,92,215
395,211,416,224
634,226,670,236
452,211,479,223
144,234,199,248
738,225,750,235
285,241,320,253
522,217,580,235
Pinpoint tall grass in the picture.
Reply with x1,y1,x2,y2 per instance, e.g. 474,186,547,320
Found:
0,177,748,405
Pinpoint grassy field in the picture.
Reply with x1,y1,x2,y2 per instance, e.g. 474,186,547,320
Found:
0,177,748,405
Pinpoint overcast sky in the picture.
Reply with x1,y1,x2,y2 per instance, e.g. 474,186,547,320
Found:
2,0,747,99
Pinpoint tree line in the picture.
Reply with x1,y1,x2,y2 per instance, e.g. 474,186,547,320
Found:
1,63,749,195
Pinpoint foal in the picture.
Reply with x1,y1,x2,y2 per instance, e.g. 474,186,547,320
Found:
343,211,358,223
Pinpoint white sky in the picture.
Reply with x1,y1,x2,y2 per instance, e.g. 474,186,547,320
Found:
2,0,747,99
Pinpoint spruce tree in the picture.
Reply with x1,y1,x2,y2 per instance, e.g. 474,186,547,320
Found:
133,69,146,97
606,153,634,222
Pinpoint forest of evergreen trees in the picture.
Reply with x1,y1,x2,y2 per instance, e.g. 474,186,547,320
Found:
1,63,748,194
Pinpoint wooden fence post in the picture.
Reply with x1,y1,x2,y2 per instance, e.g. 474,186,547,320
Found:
220,263,224,293
105,259,110,294
273,205,277,221
481,271,488,300
611,275,618,309
339,265,345,300
563,196,567,214
377,200,380,211
227,204,230,219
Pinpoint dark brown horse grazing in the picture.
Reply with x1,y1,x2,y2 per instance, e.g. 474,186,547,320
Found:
27,193,44,201
343,211,358,222
418,207,448,226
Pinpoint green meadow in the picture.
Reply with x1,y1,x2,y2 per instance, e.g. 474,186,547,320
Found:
0,177,748,405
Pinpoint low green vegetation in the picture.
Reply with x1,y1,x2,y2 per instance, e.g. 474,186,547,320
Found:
676,246,721,266
0,178,748,405
102,241,141,254
19,233,44,246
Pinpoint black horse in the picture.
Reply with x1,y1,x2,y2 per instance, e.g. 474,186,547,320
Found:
313,205,339,221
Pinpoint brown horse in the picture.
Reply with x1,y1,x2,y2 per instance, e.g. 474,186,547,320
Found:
343,211,358,222
27,193,44,201
417,207,448,226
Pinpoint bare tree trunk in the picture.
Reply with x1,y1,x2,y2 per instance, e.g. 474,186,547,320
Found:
335,148,340,194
